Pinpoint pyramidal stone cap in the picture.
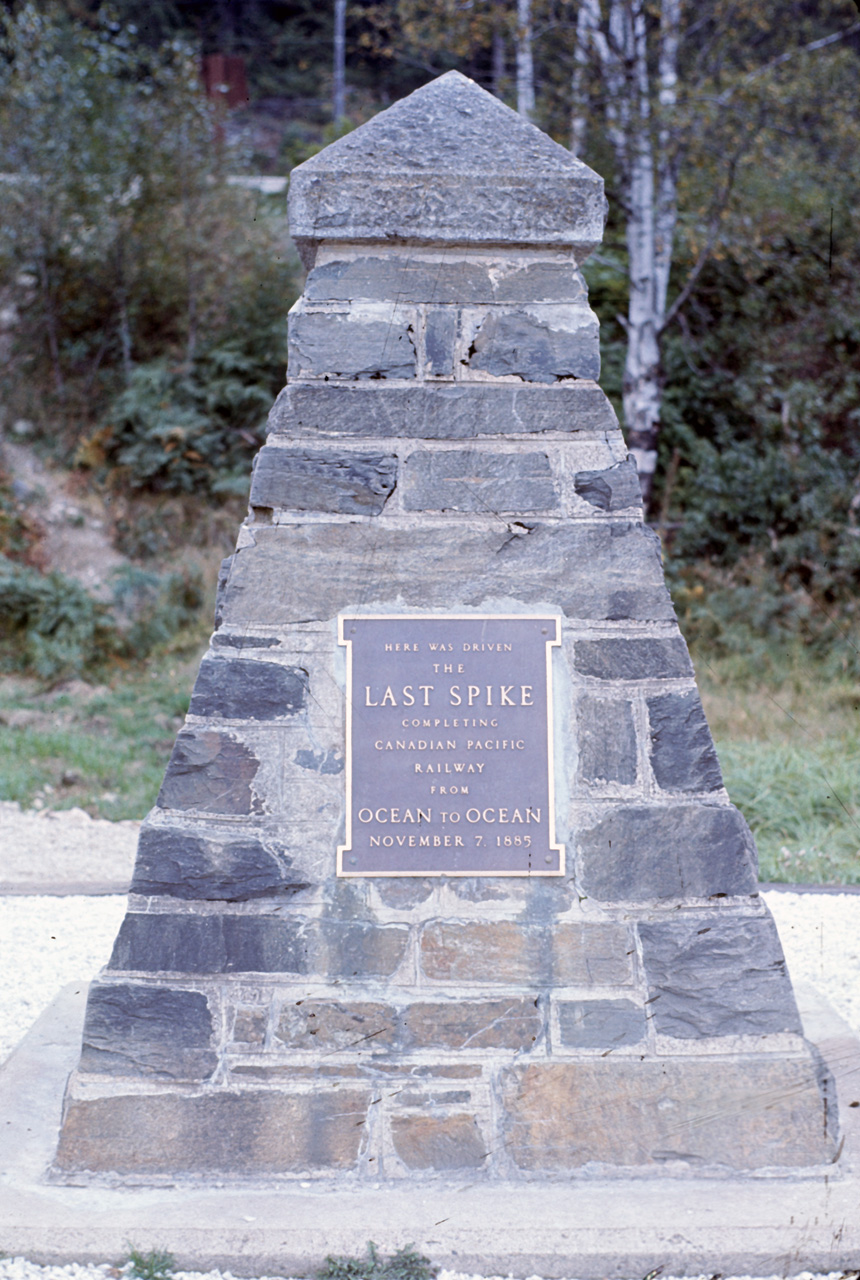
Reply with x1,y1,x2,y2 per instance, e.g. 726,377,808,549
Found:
288,70,607,265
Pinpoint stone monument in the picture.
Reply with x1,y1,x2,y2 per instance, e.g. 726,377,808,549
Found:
55,71,836,1179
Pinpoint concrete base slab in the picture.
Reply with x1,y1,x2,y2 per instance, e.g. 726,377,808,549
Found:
2,981,860,1279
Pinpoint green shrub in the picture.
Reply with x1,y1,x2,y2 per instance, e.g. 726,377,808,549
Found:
319,1242,438,1280
92,339,276,496
0,555,119,679
0,556,204,680
126,1246,175,1280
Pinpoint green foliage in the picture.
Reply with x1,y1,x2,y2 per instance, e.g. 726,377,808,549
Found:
0,556,204,681
0,555,119,680
319,1242,438,1280
126,1247,176,1280
91,341,274,496
0,5,296,485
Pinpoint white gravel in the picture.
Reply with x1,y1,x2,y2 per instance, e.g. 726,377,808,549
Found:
0,893,127,1063
0,800,138,892
0,1261,853,1280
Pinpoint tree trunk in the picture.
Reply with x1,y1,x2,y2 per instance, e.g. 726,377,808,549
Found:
577,0,681,508
620,0,662,504
333,0,347,122
569,1,592,154
35,244,64,400
516,0,535,118
492,19,506,98
115,234,133,385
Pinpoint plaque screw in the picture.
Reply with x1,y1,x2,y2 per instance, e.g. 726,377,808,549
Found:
544,855,552,864
541,628,548,635
349,857,357,865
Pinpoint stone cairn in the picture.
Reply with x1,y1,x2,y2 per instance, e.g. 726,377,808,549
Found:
56,71,835,1179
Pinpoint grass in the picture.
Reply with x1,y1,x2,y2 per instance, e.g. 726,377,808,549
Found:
0,646,204,821
318,1243,438,1280
126,1248,175,1280
696,644,860,884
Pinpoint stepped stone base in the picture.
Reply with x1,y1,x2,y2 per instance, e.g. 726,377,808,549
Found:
56,1045,834,1179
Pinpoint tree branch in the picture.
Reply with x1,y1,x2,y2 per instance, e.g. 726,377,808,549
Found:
717,19,860,105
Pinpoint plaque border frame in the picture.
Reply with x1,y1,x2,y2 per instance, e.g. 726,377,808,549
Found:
336,613,564,878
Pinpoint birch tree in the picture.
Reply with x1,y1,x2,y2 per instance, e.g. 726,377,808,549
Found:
333,0,347,121
570,0,860,505
516,0,535,115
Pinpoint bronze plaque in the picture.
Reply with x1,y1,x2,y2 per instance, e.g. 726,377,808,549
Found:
338,614,563,876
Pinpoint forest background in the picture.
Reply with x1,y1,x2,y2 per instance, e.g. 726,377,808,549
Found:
0,0,859,884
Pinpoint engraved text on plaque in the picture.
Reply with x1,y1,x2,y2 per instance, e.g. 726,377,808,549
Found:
338,614,563,875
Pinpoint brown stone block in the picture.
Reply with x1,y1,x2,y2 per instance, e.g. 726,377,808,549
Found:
275,1000,398,1052
405,998,540,1050
420,920,632,986
55,1089,370,1174
231,1008,267,1046
230,1064,362,1078
502,1055,836,1170
391,1114,488,1170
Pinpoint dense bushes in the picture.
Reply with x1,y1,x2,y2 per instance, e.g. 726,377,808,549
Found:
0,555,204,680
0,4,297,497
81,341,276,496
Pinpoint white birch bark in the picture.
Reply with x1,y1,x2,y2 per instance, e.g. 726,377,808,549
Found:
569,1,592,154
333,0,347,122
516,0,535,118
574,0,682,504
621,0,662,498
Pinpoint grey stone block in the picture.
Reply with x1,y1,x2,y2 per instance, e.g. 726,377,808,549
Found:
402,449,557,513
467,311,599,383
288,312,415,380
575,459,642,511
211,633,279,650
575,636,693,680
288,72,606,263
578,803,758,900
157,730,263,815
304,257,588,304
577,697,637,785
638,913,802,1038
250,446,397,516
79,984,216,1080
189,657,307,721
425,308,457,376
294,748,344,774
318,920,410,978
219,522,675,626
648,691,723,793
267,381,618,439
108,912,309,974
556,999,646,1049
213,555,233,629
130,826,310,901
